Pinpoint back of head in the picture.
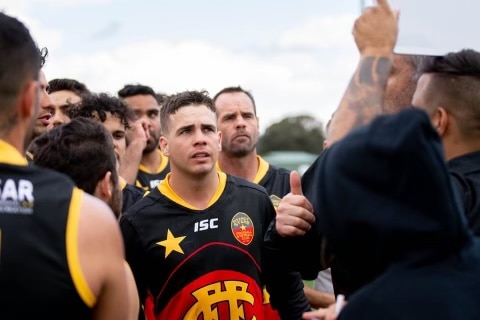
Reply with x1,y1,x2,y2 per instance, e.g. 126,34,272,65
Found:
69,92,134,130
32,117,118,198
160,90,215,134
317,108,470,288
417,49,480,140
0,12,41,124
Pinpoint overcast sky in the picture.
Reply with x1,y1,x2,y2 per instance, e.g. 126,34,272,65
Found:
0,0,364,131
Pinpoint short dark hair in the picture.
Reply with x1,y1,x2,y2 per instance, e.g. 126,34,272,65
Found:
32,117,118,197
161,90,215,134
69,92,134,130
117,83,163,102
48,78,90,96
155,92,169,106
0,12,42,128
213,86,257,115
419,49,480,139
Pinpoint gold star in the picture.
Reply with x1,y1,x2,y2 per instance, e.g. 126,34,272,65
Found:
240,225,246,231
156,229,186,258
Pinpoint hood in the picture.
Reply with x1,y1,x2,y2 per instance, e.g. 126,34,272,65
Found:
316,108,471,288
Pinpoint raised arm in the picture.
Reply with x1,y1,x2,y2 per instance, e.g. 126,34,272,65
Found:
328,0,398,145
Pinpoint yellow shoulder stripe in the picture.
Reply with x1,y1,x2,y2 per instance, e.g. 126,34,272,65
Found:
66,188,96,307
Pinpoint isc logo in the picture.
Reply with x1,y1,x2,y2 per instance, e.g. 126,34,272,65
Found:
194,218,218,232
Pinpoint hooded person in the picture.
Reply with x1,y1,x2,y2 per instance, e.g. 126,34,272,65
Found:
311,108,480,319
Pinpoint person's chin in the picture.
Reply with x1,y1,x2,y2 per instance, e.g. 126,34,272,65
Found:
32,123,48,139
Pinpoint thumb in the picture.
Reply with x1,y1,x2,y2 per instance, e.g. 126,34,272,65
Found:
393,9,400,21
290,170,303,195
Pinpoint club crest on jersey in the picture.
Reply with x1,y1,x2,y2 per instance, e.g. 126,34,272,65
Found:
269,194,282,210
231,212,254,246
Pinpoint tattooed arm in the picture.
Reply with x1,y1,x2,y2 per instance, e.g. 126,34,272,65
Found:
328,0,398,145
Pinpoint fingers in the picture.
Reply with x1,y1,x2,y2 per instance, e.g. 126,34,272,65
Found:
142,122,151,141
276,193,315,237
393,9,400,21
290,170,303,196
376,0,391,10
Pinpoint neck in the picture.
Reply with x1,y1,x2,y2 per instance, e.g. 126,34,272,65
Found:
218,151,258,182
444,139,480,161
1,127,26,155
169,170,219,210
141,149,161,172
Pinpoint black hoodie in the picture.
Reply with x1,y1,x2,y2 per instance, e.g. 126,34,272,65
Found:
312,109,480,319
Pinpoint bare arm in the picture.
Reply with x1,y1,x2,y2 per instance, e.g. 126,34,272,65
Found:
78,193,132,320
120,120,148,184
328,0,398,145
124,262,140,320
303,286,335,309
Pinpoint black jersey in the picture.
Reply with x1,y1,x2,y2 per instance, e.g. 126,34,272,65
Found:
121,179,145,214
121,172,280,319
254,156,291,209
135,150,170,191
0,140,92,319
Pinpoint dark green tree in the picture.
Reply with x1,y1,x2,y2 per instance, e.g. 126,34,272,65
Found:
258,114,325,154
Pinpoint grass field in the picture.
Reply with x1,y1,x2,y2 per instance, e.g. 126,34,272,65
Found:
304,280,314,288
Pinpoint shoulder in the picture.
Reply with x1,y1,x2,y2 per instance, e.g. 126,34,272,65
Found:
122,186,163,219
268,164,291,176
227,174,269,194
79,192,121,233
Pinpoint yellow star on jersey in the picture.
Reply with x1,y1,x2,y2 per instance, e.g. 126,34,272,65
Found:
157,229,186,258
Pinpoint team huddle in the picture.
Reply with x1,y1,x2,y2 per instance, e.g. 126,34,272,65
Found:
3,0,480,319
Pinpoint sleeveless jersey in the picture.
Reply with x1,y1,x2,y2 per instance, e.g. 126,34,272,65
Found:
0,140,93,319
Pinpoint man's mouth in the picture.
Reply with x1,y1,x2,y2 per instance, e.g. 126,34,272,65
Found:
38,112,52,126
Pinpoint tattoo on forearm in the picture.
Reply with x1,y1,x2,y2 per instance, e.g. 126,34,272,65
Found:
329,55,392,143
376,57,391,81
358,57,375,85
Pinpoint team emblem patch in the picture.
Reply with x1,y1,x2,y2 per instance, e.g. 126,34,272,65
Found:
231,212,254,245
269,194,282,210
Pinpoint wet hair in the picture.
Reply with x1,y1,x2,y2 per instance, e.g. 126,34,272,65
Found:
160,90,215,134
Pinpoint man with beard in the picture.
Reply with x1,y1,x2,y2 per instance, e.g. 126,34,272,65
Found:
118,84,169,191
213,86,321,316
0,12,132,319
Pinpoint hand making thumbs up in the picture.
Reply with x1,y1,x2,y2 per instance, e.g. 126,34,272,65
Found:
275,171,315,237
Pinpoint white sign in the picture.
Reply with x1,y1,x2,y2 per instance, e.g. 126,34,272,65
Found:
363,0,478,56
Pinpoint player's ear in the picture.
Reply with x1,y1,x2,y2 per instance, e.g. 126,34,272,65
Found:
432,107,448,137
160,136,169,156
96,171,112,201
217,131,222,150
20,79,38,119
